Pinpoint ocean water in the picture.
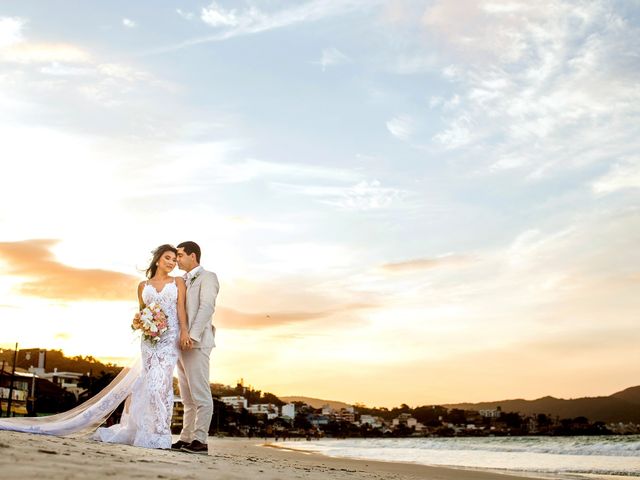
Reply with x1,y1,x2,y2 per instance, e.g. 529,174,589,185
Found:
278,435,640,478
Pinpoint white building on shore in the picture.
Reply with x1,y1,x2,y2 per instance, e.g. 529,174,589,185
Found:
359,414,384,428
281,403,295,419
248,403,279,419
479,408,502,418
220,396,248,411
36,368,84,399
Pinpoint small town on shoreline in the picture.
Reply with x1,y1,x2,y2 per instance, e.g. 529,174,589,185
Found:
1,348,639,439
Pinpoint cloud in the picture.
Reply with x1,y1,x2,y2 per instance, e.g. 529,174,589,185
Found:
592,157,640,195
381,254,474,273
217,306,330,329
0,16,25,48
216,303,373,330
0,17,89,64
378,1,640,181
315,47,350,71
176,9,195,21
0,18,169,109
161,141,360,185
150,0,376,53
39,62,94,76
199,0,369,31
272,180,406,211
0,239,139,301
0,42,90,64
201,2,245,27
386,115,414,140
122,18,137,29
432,114,472,149
421,0,533,63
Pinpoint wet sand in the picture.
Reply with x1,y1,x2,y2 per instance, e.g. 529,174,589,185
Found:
0,431,545,479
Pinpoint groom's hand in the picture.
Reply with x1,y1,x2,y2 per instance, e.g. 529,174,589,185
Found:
180,330,192,350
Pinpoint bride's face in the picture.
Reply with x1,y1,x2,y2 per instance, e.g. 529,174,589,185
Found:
157,251,177,274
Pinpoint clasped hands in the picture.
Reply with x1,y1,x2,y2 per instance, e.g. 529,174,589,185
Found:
180,329,193,350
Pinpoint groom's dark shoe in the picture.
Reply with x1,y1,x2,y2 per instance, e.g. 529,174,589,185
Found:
171,440,190,450
181,440,208,455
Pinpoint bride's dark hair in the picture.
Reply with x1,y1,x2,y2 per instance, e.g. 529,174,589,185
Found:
146,244,177,279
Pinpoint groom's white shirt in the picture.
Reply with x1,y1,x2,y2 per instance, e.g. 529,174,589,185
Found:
184,265,202,282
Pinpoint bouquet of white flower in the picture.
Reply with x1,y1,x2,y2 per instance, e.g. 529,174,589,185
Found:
132,302,169,343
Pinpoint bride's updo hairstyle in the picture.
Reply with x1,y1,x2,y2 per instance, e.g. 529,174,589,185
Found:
146,244,177,279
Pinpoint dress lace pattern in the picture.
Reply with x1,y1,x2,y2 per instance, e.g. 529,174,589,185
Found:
94,281,179,449
0,280,180,450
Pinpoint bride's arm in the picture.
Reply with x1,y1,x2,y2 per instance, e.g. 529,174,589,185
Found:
176,277,191,350
137,281,145,310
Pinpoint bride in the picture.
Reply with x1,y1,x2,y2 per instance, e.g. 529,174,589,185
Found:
0,244,191,449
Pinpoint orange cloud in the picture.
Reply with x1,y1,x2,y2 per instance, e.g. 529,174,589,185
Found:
217,303,373,330
381,254,473,273
0,239,138,301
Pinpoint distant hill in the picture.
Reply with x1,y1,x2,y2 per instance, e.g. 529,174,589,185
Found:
610,385,640,404
283,387,640,423
280,396,352,410
0,348,122,376
442,386,640,423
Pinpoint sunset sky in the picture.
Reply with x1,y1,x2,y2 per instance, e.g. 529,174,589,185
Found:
1,1,639,408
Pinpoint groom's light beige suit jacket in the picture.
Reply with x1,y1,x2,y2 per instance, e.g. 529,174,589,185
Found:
186,269,219,349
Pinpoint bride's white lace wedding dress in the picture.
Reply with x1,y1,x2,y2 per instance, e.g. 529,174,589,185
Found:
0,280,180,449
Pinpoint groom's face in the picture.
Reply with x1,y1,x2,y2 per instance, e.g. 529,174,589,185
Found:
177,247,196,272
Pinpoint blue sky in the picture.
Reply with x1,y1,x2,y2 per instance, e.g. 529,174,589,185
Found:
1,1,639,406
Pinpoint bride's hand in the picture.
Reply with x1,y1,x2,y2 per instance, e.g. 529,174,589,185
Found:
180,329,192,350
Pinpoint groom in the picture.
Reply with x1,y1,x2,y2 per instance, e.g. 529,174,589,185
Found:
172,241,220,455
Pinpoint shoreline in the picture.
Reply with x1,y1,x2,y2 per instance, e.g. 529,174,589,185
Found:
260,441,564,480
0,430,553,479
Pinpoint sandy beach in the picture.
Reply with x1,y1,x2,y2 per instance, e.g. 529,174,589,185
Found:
0,431,547,480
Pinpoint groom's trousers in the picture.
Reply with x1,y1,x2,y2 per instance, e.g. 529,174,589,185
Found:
177,347,213,444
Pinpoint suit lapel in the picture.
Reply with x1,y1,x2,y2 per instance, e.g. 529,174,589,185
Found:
187,269,204,292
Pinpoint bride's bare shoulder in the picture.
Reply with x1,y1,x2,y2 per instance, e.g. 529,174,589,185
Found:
174,276,186,286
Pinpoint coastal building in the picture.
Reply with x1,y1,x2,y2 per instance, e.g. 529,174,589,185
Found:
359,414,384,428
280,403,295,419
321,404,333,415
392,413,414,426
0,369,30,416
392,413,425,432
479,408,502,418
607,422,640,434
359,414,376,425
335,407,356,423
307,414,330,427
15,348,47,374
220,396,248,411
248,403,278,420
464,411,482,423
37,369,85,400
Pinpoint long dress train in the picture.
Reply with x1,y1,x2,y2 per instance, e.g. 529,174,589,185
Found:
0,281,180,449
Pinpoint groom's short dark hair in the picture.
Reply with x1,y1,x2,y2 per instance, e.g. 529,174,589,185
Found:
177,241,201,263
